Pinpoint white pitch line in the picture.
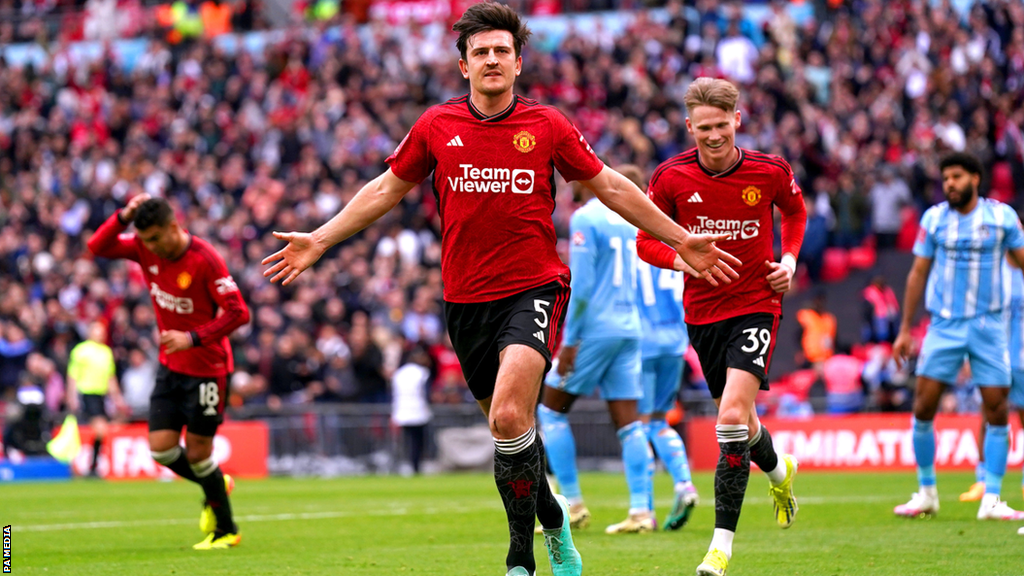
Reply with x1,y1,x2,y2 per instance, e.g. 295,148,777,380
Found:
14,504,488,532
13,493,934,533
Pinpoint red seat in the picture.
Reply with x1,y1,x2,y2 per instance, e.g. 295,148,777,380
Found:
990,161,1015,204
821,247,849,282
848,243,876,269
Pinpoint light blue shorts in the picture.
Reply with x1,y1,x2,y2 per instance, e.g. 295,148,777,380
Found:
548,337,642,400
638,354,684,415
916,311,1011,386
1010,370,1024,408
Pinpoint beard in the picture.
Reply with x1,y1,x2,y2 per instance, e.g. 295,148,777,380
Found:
945,183,977,210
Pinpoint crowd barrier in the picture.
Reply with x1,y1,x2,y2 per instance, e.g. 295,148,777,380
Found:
36,407,1014,478
72,420,268,480
687,414,1017,471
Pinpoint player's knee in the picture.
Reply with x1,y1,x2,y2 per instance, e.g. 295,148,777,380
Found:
912,399,938,421
717,407,748,427
185,443,213,464
983,403,1009,426
489,405,531,439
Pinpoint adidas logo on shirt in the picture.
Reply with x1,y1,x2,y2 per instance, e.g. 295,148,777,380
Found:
446,135,465,147
688,192,703,203
533,330,545,344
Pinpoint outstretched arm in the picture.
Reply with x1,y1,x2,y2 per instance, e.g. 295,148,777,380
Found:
263,169,418,285
581,165,741,286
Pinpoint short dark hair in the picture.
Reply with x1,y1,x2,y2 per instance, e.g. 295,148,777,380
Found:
452,1,531,61
133,197,175,230
939,152,984,179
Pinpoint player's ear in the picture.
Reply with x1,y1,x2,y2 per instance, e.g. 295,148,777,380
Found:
458,58,469,79
684,117,693,134
514,55,522,77
734,110,742,129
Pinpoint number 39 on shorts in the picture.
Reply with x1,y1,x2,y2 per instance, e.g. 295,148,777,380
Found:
740,327,771,366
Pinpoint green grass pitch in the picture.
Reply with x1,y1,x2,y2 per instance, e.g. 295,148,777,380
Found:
4,470,1022,575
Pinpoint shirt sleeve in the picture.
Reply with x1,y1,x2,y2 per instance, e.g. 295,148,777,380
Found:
67,345,81,382
550,111,604,183
87,212,141,262
636,171,679,270
772,158,807,258
562,212,597,346
1003,204,1024,250
913,208,937,259
103,346,117,381
385,111,436,184
192,251,251,346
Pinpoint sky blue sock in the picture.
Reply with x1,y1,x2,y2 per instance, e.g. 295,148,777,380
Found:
976,461,987,483
912,418,936,487
537,405,581,500
984,424,1009,496
618,421,653,512
646,419,692,484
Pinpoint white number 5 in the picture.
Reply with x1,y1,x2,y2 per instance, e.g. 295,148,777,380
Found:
534,299,551,328
740,328,772,355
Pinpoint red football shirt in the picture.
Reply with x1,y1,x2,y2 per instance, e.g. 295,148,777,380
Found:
386,94,604,303
637,147,807,325
88,213,250,377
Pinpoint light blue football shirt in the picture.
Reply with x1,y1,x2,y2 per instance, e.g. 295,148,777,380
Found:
636,259,689,359
913,198,1024,319
562,198,641,345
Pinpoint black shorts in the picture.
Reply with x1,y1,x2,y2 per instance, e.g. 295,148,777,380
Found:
149,365,229,437
80,394,108,421
445,279,571,400
687,312,780,400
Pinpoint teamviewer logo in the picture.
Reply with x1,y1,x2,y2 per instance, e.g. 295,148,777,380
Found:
511,169,535,194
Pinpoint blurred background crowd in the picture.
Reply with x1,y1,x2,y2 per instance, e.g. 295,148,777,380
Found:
1,0,1023,431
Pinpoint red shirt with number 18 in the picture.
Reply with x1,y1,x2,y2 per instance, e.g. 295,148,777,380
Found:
88,213,250,377
637,147,807,325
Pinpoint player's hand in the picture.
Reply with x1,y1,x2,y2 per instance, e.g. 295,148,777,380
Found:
765,259,795,293
672,254,698,276
66,393,79,414
120,193,150,223
891,331,914,370
677,233,742,287
557,345,578,376
111,395,128,415
262,231,326,286
160,330,193,354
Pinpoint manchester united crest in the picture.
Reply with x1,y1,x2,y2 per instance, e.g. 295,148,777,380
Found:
512,130,536,153
741,186,762,206
177,271,192,290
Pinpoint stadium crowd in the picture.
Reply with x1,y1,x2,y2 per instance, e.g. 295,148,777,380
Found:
1,0,1023,423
